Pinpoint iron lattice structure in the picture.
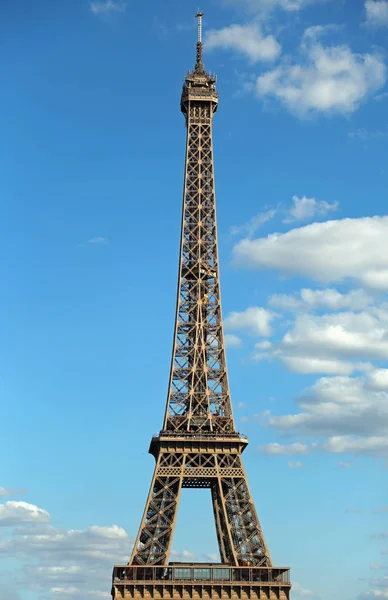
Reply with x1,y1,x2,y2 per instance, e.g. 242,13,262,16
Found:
112,13,291,600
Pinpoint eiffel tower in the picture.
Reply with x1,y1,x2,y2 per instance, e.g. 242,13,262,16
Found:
112,13,291,600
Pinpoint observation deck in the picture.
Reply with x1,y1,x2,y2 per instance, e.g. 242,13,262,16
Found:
149,430,249,458
112,564,291,600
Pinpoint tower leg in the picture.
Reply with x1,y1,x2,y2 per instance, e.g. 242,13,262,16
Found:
130,453,185,565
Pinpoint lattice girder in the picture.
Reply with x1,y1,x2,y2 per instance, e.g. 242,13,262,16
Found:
162,96,234,436
130,443,271,567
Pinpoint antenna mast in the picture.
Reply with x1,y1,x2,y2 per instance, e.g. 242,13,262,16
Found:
195,11,204,72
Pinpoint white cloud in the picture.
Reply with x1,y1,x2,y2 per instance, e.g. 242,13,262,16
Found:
288,461,303,468
349,128,388,141
224,306,276,337
88,237,108,244
323,436,388,456
257,442,310,455
367,369,388,391
269,288,373,312
256,26,386,116
205,24,281,63
231,196,337,238
203,552,218,561
370,564,384,569
281,311,388,361
284,195,338,223
1,523,130,562
280,355,363,376
0,486,26,498
255,340,272,350
338,461,352,468
255,305,381,375
171,549,196,561
359,576,388,600
224,334,242,348
233,216,388,290
365,1,388,27
224,0,334,14
230,208,277,237
89,0,126,14
292,581,320,597
34,566,82,581
268,374,388,440
0,502,51,526
0,518,131,600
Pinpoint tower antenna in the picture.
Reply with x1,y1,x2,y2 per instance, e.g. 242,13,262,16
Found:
195,11,204,72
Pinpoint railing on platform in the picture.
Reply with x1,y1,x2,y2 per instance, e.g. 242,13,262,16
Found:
112,565,291,585
154,431,248,440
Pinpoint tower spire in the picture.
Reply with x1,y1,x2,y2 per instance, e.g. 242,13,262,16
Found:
195,11,204,73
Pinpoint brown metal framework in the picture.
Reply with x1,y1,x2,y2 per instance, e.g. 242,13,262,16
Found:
112,12,291,600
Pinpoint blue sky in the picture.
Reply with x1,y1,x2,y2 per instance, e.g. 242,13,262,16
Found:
1,0,387,598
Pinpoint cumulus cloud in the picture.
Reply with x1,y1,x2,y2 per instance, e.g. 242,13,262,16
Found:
0,516,131,600
257,442,310,455
323,436,388,456
0,502,51,526
367,369,388,391
233,216,388,290
281,310,388,362
255,305,384,376
89,0,126,14
365,1,388,27
268,374,388,438
269,288,373,312
284,195,338,223
205,24,281,63
279,355,364,376
260,372,388,457
230,208,277,237
0,523,130,562
224,306,276,337
256,26,386,116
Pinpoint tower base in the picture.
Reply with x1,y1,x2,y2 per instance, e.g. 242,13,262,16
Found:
112,564,291,600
